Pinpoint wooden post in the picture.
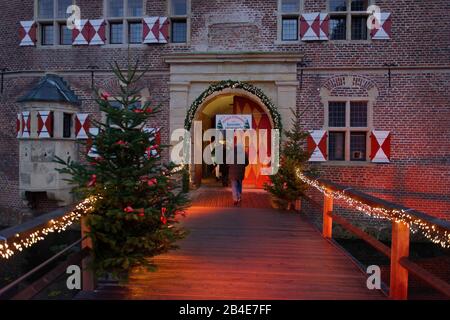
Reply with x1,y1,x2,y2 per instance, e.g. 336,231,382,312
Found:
81,216,95,291
390,221,410,300
295,199,301,212
323,192,333,238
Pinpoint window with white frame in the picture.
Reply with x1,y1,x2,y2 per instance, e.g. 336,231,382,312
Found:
328,0,371,40
278,0,301,41
327,100,370,161
36,0,74,46
106,0,144,44
169,0,189,43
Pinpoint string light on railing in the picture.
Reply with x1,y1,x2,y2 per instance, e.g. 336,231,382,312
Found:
297,170,450,249
0,196,97,259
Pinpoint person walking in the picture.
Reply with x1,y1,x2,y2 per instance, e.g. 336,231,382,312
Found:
228,143,249,206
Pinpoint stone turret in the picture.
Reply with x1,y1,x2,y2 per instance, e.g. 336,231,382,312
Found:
17,74,81,208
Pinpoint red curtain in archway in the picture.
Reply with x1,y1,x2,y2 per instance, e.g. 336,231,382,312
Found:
233,96,272,188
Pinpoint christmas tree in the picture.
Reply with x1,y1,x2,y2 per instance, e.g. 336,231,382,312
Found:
264,108,312,210
56,60,189,280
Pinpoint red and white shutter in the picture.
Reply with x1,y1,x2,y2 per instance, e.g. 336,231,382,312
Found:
72,20,92,45
300,13,329,41
370,12,392,40
21,112,31,138
144,127,161,158
370,131,391,163
75,113,90,139
158,17,169,43
143,17,160,43
16,113,22,138
307,130,328,162
87,128,100,158
19,21,37,46
37,111,53,138
89,19,106,45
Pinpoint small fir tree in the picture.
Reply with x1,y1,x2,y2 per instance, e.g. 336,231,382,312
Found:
264,108,311,210
56,60,189,280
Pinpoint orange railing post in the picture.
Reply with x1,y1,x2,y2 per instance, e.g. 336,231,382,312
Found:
81,216,95,291
390,221,410,300
323,192,333,238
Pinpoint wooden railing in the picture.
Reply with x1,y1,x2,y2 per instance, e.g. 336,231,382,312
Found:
0,208,94,299
315,178,450,300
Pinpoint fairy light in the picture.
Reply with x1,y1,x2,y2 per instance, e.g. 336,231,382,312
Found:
296,170,450,249
0,196,97,260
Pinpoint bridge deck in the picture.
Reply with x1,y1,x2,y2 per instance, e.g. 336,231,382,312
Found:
78,189,386,300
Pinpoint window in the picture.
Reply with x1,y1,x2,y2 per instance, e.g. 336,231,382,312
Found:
279,0,300,41
329,102,346,127
282,18,298,41
351,16,367,40
127,0,143,16
41,24,54,45
329,17,346,40
60,24,72,45
110,23,123,44
172,0,188,15
327,100,370,161
56,0,72,18
63,113,72,138
128,22,142,44
350,132,366,161
329,0,370,40
329,132,345,161
36,0,74,46
350,101,367,127
108,0,124,17
38,0,54,18
169,0,189,43
171,20,187,43
106,0,143,44
282,0,300,12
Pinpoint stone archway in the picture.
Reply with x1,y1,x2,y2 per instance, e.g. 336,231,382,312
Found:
165,52,302,187
188,84,280,188
185,80,283,131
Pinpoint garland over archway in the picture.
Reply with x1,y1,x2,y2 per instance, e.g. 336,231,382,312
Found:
185,80,283,131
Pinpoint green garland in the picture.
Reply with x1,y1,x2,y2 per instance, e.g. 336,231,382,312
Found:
184,80,283,131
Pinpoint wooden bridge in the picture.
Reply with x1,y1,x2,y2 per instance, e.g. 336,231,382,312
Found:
1,183,450,300
77,196,384,300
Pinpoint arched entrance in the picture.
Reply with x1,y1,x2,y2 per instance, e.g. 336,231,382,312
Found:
186,81,282,189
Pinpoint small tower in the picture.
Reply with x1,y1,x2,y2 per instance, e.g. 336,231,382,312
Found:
17,74,81,209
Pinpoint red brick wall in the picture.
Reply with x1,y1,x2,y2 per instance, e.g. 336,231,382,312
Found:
299,71,450,219
0,0,449,223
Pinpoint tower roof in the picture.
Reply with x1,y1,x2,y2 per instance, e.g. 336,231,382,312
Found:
18,74,81,105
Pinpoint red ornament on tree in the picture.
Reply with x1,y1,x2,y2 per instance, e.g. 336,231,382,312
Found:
100,91,111,101
160,207,167,224
135,208,145,217
87,174,97,187
124,206,134,213
115,140,128,147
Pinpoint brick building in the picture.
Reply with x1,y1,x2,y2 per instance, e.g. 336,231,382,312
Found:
0,0,449,227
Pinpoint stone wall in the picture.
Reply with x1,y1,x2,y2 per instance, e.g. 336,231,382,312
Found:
0,0,449,225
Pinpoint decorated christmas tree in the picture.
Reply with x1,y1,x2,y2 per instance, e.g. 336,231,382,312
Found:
264,108,312,210
56,60,189,280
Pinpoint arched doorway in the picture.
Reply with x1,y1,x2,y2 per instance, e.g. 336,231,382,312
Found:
187,81,282,189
